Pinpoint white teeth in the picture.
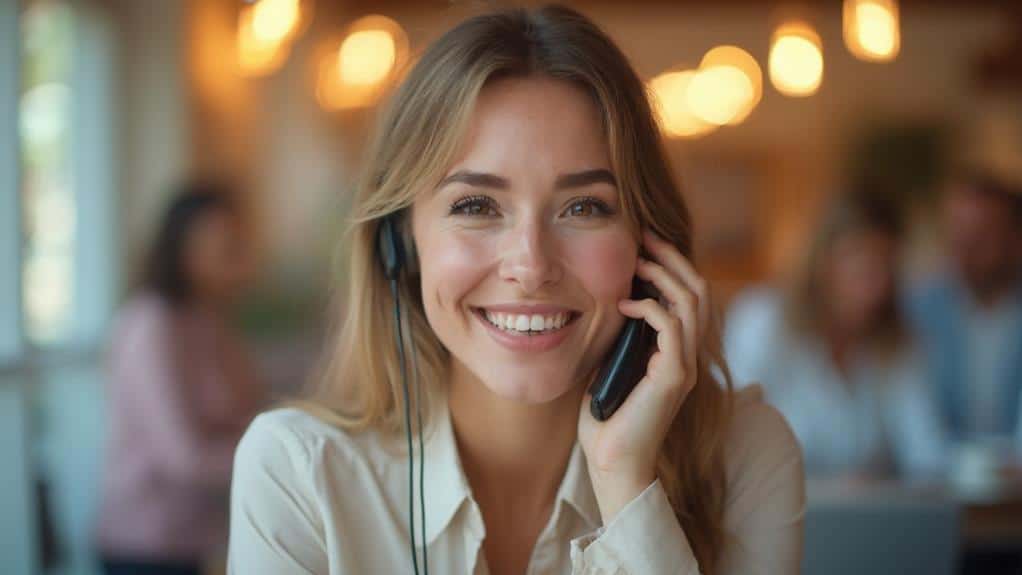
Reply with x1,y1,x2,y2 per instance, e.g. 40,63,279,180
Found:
482,309,573,333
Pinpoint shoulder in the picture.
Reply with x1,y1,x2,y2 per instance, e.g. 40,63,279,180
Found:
715,385,806,571
723,384,804,496
234,406,386,482
725,385,801,453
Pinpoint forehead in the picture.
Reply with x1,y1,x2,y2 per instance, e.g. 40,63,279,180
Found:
448,75,611,176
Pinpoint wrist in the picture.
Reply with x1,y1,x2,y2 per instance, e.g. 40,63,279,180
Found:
589,470,656,524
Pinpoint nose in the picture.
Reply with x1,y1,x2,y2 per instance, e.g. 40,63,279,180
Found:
498,219,561,293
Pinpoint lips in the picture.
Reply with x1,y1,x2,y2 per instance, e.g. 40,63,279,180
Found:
471,306,581,353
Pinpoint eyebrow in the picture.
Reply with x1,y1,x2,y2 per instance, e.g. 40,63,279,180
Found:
437,171,509,190
554,169,617,190
436,168,617,191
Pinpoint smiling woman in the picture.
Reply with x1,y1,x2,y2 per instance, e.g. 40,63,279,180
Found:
228,5,805,575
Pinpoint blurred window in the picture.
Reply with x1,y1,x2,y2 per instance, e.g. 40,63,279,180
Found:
20,1,75,345
0,0,21,366
18,0,115,352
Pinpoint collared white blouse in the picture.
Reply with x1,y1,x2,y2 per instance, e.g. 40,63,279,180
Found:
228,385,804,574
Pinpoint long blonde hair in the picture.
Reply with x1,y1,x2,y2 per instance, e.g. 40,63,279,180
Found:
305,5,735,572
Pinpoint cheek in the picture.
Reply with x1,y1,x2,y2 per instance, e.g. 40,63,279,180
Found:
419,232,495,314
563,231,637,302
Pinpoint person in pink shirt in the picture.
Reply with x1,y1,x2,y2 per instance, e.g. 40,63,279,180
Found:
95,182,264,575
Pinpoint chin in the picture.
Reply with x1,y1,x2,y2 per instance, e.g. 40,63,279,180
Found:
470,363,578,404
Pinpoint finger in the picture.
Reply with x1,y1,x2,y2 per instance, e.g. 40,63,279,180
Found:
635,257,698,319
618,298,687,387
635,256,703,367
642,230,711,336
621,293,697,394
587,299,693,441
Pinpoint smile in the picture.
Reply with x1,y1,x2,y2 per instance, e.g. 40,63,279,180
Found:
471,306,581,353
477,308,579,334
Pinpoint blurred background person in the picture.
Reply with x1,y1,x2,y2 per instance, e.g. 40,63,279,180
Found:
726,191,946,481
94,182,265,575
908,171,1022,460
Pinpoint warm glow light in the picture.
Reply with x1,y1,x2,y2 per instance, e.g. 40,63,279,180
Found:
252,0,300,43
316,15,409,111
694,45,762,125
648,70,717,139
237,3,289,76
339,30,396,86
844,0,900,62
769,22,824,97
687,67,754,126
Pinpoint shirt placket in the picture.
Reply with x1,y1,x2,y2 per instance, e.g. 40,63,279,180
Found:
465,499,487,575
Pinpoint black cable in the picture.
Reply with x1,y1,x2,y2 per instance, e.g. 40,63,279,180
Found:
408,315,429,575
391,279,421,575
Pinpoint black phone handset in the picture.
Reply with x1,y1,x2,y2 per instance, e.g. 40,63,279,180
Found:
588,277,659,421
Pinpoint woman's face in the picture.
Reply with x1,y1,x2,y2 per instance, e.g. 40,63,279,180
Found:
823,228,897,334
411,76,638,404
185,207,250,304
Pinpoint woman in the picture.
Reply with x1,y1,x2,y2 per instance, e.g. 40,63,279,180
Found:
726,191,947,480
230,6,804,574
96,183,264,575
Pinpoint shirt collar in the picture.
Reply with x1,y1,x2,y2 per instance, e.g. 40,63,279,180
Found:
420,398,603,546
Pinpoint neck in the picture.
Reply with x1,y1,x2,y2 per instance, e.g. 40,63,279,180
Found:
822,316,866,376
447,362,582,515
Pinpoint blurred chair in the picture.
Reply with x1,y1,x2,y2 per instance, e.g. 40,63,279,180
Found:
802,496,960,575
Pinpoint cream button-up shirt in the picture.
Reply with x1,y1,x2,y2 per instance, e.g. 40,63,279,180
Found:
228,385,804,574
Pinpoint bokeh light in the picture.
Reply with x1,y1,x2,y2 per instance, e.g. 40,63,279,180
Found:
236,0,311,77
237,2,290,76
251,0,300,43
649,70,717,139
769,21,824,97
844,0,900,62
692,45,762,125
339,30,396,86
316,15,409,110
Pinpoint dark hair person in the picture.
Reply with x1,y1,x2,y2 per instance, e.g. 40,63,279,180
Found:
908,169,1022,447
229,6,804,574
95,181,264,575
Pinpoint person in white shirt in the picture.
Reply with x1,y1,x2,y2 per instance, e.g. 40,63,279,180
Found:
228,5,805,574
726,192,947,481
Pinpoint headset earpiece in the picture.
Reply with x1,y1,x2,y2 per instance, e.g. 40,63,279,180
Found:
378,212,418,279
378,214,405,280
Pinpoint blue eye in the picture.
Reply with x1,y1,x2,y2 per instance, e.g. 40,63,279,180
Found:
563,197,613,218
449,195,499,217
